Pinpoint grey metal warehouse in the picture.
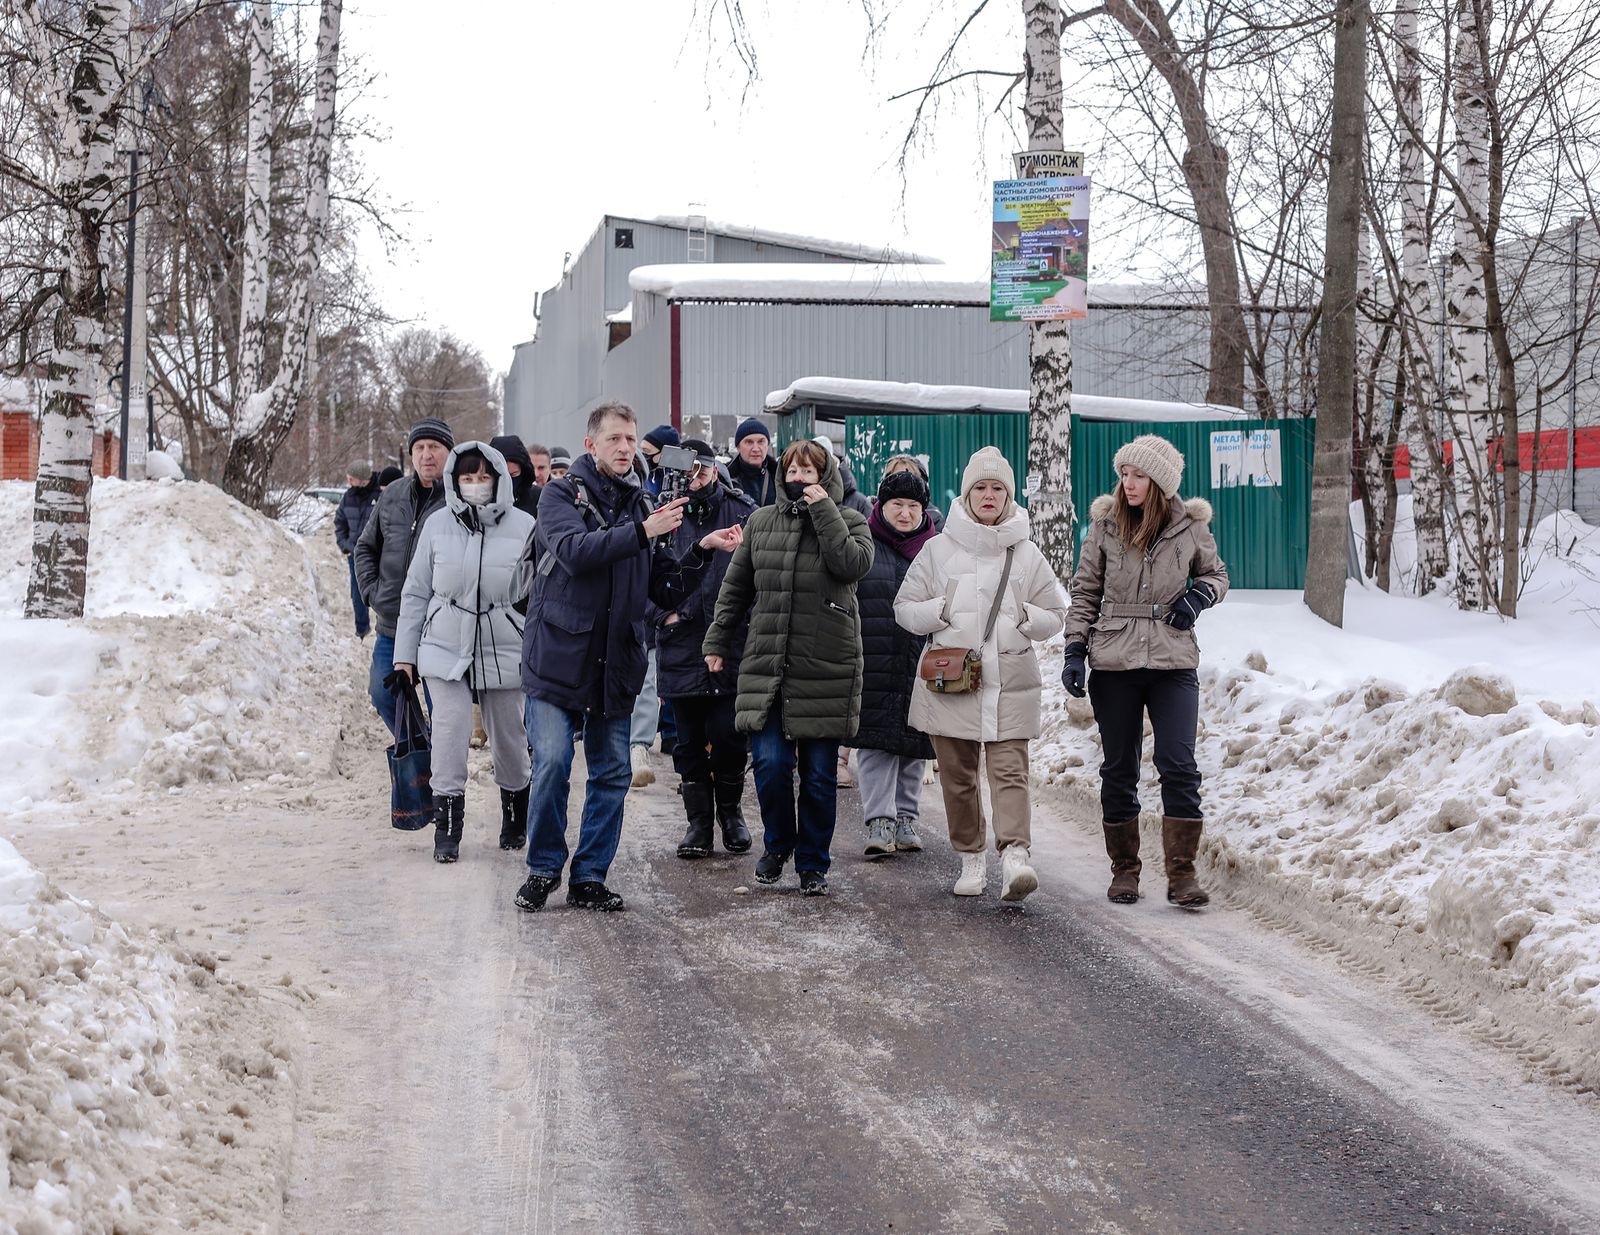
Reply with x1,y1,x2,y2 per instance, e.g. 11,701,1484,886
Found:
502,214,1217,454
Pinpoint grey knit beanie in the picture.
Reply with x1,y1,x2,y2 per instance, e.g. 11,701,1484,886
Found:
1112,434,1184,498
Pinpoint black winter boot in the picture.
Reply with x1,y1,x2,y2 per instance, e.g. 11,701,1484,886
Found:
433,794,465,864
713,776,753,854
677,781,716,859
499,784,529,851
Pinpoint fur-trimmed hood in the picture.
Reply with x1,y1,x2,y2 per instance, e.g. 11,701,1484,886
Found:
1089,491,1213,527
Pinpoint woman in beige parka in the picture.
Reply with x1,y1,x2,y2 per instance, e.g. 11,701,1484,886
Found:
1062,434,1229,908
894,447,1067,903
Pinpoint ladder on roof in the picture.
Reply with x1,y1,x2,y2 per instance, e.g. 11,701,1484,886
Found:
686,206,708,263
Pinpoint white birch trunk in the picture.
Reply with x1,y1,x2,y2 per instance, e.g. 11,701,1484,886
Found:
21,0,130,619
1396,0,1449,593
235,0,274,406
1445,0,1497,611
222,0,342,507
1022,0,1075,580
1357,220,1389,577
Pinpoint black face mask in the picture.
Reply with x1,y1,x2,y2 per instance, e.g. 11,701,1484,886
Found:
782,480,809,502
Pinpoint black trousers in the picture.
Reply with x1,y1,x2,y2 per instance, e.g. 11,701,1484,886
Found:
668,694,747,784
1088,667,1203,822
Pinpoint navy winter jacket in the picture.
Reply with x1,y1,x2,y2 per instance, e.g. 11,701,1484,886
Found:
520,454,659,718
648,480,756,699
334,479,380,554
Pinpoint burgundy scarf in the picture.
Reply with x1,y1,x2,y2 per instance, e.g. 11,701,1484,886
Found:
869,502,937,561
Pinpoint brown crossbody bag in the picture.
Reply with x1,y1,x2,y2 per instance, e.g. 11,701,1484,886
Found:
918,547,1015,694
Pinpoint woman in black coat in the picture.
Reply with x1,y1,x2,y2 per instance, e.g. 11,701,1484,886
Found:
854,469,939,858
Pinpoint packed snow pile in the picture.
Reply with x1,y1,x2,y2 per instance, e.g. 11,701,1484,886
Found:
0,478,371,802
1037,509,1600,1089
0,838,295,1232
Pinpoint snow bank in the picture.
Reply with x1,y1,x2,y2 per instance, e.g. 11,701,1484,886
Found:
1036,509,1600,1090
0,838,294,1232
0,478,371,802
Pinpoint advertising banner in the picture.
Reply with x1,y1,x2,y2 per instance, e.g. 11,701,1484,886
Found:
990,176,1091,323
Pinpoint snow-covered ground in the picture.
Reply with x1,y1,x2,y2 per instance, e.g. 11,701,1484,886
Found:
1,478,364,1232
0,478,368,803
1037,504,1600,1092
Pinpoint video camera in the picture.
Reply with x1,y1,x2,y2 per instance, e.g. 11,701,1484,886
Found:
652,442,704,547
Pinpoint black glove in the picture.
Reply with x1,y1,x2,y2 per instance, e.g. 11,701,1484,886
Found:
1062,642,1087,698
1162,581,1216,631
382,667,413,695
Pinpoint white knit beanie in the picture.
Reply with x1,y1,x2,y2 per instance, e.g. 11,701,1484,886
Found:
961,446,1016,500
1112,434,1184,498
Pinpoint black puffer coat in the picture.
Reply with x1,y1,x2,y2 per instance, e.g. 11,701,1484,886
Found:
854,521,936,759
649,479,756,699
703,453,874,739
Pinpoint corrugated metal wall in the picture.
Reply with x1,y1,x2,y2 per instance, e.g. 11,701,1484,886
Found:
601,220,849,312
601,304,671,427
1071,418,1315,589
504,233,608,453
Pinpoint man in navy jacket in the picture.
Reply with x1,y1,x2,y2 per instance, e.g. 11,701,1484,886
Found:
516,402,688,914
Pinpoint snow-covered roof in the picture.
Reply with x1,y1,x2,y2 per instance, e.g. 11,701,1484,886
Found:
632,215,943,265
630,263,990,304
605,303,633,325
764,376,1246,422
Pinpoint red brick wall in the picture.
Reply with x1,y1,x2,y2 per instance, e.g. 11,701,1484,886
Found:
0,413,117,481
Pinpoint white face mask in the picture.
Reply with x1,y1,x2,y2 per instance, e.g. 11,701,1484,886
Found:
459,478,495,507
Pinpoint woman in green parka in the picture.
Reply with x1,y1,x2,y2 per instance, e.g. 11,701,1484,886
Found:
703,439,874,896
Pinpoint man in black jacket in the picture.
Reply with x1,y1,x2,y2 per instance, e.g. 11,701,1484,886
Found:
648,439,755,858
354,417,453,736
334,461,380,638
726,417,779,507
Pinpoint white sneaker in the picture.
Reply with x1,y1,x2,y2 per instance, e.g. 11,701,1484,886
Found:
1000,844,1039,902
629,744,655,789
952,851,987,896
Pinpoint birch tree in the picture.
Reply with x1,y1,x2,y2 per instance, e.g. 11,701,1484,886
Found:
1444,0,1497,612
218,0,342,508
1022,0,1075,578
1393,0,1449,593
1,1,201,619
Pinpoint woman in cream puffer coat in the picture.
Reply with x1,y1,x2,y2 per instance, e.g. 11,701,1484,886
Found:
894,447,1066,903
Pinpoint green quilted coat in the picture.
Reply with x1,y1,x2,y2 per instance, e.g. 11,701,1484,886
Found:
703,452,874,739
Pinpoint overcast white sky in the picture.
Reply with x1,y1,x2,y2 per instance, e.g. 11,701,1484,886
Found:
344,0,1038,375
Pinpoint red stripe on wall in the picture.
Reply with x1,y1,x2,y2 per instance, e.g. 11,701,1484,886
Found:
1393,428,1598,478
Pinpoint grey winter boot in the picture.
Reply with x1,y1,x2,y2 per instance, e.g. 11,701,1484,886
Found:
863,816,897,859
893,815,923,852
433,794,465,864
1103,819,1141,904
1162,816,1210,908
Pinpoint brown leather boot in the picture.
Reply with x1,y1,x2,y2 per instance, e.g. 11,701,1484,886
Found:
1162,816,1210,907
1102,819,1141,904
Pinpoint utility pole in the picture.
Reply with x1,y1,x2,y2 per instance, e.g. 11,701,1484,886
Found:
1021,0,1076,579
118,70,153,481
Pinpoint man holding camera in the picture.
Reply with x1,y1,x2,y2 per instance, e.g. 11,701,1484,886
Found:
515,402,690,913
647,439,756,858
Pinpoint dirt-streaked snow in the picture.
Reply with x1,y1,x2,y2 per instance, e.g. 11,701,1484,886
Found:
1037,505,1600,1091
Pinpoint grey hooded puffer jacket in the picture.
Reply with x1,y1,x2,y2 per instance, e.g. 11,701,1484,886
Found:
1064,491,1229,671
393,441,537,688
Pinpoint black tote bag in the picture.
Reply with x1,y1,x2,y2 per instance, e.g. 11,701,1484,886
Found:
387,679,433,831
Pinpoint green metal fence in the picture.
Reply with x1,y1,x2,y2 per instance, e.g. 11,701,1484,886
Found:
774,406,1313,589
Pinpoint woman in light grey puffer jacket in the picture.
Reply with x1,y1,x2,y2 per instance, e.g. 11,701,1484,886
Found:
395,441,536,864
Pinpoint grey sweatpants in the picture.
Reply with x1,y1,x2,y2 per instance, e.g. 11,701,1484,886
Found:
425,676,530,798
855,747,927,824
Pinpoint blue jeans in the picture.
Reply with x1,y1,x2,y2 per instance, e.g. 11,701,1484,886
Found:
346,555,370,637
749,707,839,874
369,633,399,737
525,698,632,885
